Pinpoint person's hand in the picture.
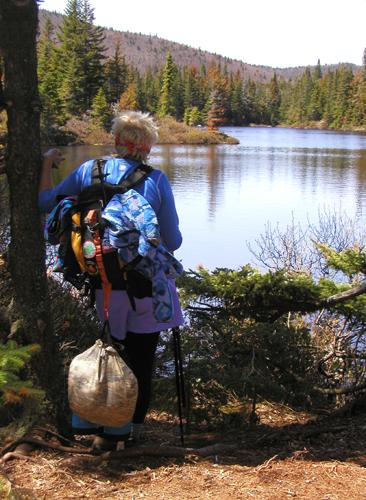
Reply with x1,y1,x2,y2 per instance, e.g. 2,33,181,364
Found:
43,148,65,169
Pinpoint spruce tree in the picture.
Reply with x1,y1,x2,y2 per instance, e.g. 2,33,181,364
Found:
183,66,204,120
333,67,353,128
79,0,106,108
104,41,128,104
57,0,105,116
307,79,323,121
349,72,366,128
143,68,160,114
314,59,322,80
184,106,201,126
38,17,64,129
244,79,259,124
158,52,178,117
90,87,110,129
267,73,281,125
229,73,246,125
0,341,43,404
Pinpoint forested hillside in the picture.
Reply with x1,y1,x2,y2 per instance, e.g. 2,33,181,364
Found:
39,9,359,83
38,9,305,83
37,5,366,137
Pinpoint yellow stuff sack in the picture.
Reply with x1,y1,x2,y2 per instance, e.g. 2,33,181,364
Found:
70,212,87,273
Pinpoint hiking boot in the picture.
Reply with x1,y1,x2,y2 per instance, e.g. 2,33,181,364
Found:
127,423,146,446
92,436,117,452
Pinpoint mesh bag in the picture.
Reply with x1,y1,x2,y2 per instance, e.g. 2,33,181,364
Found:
68,338,138,427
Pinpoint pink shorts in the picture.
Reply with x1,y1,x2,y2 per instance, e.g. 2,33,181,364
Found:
95,280,184,340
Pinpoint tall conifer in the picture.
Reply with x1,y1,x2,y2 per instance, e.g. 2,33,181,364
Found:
38,17,64,127
158,52,178,117
90,87,110,129
58,0,105,116
104,41,128,103
268,73,281,125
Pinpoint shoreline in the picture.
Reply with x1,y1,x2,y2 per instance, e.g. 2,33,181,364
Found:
43,116,240,147
248,123,366,134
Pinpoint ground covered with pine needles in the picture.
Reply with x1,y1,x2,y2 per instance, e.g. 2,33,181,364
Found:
2,403,366,499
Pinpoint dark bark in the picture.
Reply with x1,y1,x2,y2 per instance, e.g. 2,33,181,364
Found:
0,0,68,431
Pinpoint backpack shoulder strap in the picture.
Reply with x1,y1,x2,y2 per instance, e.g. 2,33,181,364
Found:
117,163,153,192
90,158,109,187
78,160,153,206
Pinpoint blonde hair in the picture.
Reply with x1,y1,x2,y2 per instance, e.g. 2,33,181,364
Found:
112,111,159,162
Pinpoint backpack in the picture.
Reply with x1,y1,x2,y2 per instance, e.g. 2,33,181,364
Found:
45,158,183,323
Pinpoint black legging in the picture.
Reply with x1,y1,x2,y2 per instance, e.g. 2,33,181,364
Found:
122,331,160,424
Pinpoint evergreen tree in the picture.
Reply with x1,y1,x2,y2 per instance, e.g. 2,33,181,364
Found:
143,68,160,114
90,87,110,129
305,63,324,122
307,75,323,121
183,66,203,115
268,72,281,125
158,51,178,117
363,48,366,78
0,341,42,404
229,72,247,125
184,106,201,126
135,72,146,111
174,68,185,120
301,67,314,122
349,72,366,128
331,67,353,128
103,41,128,104
286,68,313,124
57,0,85,116
314,59,322,80
57,0,105,116
79,0,106,106
37,17,64,127
244,79,259,124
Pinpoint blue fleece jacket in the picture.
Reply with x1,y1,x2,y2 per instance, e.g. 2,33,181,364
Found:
38,157,182,252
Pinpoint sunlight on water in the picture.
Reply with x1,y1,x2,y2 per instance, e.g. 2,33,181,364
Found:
46,127,366,271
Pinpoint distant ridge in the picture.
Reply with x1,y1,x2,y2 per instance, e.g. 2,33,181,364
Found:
39,9,360,82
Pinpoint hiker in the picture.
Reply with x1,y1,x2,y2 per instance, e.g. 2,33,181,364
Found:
39,111,184,451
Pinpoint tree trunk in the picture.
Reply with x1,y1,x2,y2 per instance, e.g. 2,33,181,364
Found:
0,0,68,432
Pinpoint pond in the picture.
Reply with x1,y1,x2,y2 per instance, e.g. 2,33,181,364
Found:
47,126,366,271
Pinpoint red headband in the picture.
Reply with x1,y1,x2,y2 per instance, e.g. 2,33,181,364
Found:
115,138,150,154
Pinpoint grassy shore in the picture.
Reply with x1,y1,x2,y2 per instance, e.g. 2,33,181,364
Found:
157,116,239,144
46,115,240,146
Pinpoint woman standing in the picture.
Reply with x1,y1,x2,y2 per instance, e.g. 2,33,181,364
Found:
39,111,184,450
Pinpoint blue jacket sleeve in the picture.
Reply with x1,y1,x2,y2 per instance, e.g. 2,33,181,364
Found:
155,173,182,252
38,160,93,213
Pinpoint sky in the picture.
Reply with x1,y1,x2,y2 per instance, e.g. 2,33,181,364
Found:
39,0,366,68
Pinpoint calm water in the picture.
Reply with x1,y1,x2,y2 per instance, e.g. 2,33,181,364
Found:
48,126,366,270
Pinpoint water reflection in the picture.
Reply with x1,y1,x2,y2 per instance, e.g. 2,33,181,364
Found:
34,127,366,270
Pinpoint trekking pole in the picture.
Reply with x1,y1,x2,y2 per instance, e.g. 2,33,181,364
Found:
172,327,186,446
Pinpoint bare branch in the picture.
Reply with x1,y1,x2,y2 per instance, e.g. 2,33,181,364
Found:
321,282,366,306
